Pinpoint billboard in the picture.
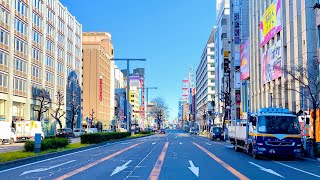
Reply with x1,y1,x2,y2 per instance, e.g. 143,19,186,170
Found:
240,40,250,80
259,0,282,47
261,39,282,84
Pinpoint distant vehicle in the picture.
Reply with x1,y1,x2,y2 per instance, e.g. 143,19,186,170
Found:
73,128,86,137
56,128,75,138
190,128,199,135
86,128,99,134
102,129,114,133
160,129,166,134
15,121,44,142
229,108,302,159
146,127,153,131
209,127,223,141
116,128,127,132
135,127,141,133
0,122,16,144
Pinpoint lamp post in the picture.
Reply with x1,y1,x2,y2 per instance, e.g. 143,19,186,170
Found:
111,58,146,131
138,87,158,128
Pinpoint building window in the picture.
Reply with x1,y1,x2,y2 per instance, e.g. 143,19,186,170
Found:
14,38,27,54
57,76,64,87
0,52,8,67
67,54,72,65
33,12,42,27
58,47,64,59
46,72,53,83
131,100,134,103
31,65,41,78
210,47,214,52
47,9,54,22
32,30,41,44
33,0,42,11
0,30,9,46
57,61,64,73
15,18,28,35
0,8,9,25
47,24,54,37
32,48,42,61
13,78,26,92
14,58,27,74
58,33,64,45
0,74,8,88
46,40,54,52
75,60,80,70
15,0,28,17
46,56,54,68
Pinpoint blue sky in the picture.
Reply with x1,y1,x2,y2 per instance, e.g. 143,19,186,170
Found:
61,0,216,120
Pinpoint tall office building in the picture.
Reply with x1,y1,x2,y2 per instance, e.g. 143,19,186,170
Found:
196,28,216,124
214,0,230,124
249,0,318,113
0,0,82,127
82,32,114,130
228,0,249,123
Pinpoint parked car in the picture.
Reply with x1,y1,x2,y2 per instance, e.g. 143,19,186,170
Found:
56,128,75,138
73,128,86,137
209,127,224,141
0,122,16,144
159,129,166,134
86,128,99,134
190,128,199,135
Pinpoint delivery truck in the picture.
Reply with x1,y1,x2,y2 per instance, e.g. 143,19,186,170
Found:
229,108,302,159
15,120,44,142
0,122,16,144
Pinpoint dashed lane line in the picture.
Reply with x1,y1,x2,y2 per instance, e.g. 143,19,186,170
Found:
274,161,320,178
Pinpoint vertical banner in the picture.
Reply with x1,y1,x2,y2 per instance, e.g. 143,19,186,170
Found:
261,39,282,84
259,0,282,47
99,76,103,101
240,40,250,80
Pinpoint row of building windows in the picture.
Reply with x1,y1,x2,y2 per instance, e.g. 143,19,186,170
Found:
14,78,26,92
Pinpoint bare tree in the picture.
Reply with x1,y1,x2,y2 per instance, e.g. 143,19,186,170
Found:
51,90,65,129
33,88,51,122
66,93,80,130
281,58,320,156
150,97,168,130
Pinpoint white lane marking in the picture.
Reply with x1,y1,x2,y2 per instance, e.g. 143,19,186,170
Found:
152,142,156,145
110,160,132,176
225,145,234,148
249,162,284,178
188,160,199,177
20,160,76,176
179,142,183,145
274,161,320,178
206,143,211,146
0,137,149,174
125,140,162,179
192,137,195,140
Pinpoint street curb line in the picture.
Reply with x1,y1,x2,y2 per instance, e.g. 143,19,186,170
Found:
0,134,153,171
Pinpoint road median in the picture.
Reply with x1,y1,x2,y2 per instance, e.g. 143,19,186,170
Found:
0,133,153,171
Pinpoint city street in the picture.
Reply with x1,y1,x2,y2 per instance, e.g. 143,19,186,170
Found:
0,130,319,180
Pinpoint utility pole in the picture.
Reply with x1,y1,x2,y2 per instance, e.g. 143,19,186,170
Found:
111,58,146,131
138,87,157,128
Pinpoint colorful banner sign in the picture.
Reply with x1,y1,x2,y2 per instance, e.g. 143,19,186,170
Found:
259,0,282,47
99,76,103,101
240,40,250,80
261,39,282,84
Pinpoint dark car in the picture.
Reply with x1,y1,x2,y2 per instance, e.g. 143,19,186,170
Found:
190,128,199,135
160,129,166,134
56,128,75,138
210,127,224,141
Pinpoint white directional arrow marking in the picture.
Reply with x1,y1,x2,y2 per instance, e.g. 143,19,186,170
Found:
110,160,132,176
20,160,76,176
188,160,199,177
152,142,156,145
179,142,183,145
206,142,211,146
249,162,284,178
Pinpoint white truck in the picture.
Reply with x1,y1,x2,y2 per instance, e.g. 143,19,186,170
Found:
15,121,44,142
0,122,16,144
229,108,302,159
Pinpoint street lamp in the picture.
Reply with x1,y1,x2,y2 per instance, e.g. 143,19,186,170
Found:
111,58,146,131
138,87,158,128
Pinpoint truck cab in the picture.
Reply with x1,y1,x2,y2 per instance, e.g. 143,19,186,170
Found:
229,108,302,159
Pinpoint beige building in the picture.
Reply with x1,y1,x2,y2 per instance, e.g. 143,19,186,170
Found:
82,32,114,129
249,0,317,113
0,0,82,126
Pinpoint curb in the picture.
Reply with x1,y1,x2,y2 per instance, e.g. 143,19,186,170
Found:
0,134,153,171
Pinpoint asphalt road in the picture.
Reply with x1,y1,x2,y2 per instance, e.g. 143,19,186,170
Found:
0,130,319,180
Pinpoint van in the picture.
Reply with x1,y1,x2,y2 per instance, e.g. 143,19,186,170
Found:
0,122,16,144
